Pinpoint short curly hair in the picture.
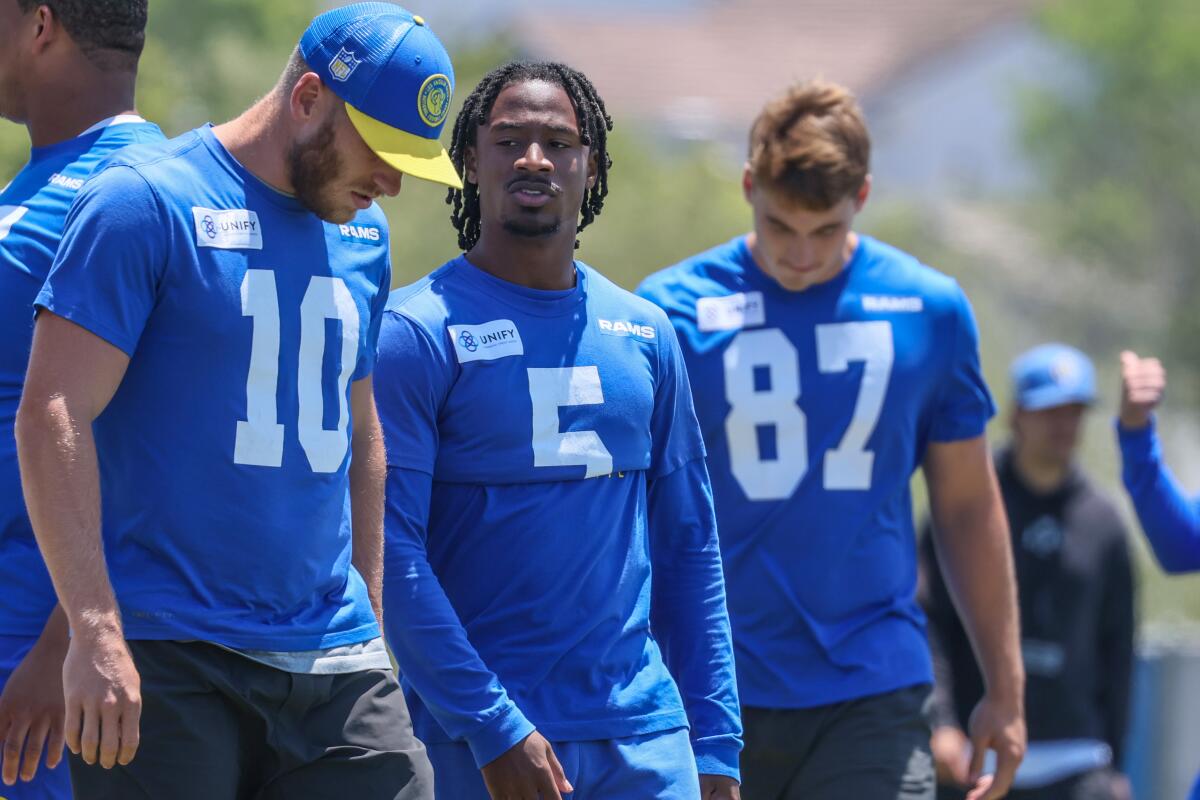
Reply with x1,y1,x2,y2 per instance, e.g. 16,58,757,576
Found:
748,79,870,209
17,0,147,72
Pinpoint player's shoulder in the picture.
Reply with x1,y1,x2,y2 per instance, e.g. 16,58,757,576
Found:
637,236,747,309
579,261,672,328
856,235,969,316
83,129,207,202
384,257,460,328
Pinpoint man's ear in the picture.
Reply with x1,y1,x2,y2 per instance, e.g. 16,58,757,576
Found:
29,4,62,56
585,149,598,190
854,174,872,212
289,71,324,123
464,145,478,185
742,163,754,203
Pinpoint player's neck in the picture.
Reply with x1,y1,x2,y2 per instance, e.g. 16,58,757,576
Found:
211,99,295,196
25,68,137,149
466,225,578,291
1012,446,1070,494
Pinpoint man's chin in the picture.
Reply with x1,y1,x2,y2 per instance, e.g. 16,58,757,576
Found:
502,219,561,239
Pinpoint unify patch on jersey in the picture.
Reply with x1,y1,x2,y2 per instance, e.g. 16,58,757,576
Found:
861,295,924,313
192,207,263,250
338,223,383,245
697,291,765,332
597,319,656,340
448,319,524,363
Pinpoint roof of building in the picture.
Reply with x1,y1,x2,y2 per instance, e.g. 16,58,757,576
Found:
512,0,1040,136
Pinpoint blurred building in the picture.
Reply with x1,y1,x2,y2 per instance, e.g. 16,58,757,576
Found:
509,0,1084,200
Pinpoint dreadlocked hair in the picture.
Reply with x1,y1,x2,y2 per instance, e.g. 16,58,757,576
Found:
446,61,614,251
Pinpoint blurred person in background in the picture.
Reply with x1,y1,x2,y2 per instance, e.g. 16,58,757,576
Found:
922,343,1135,800
638,79,1024,800
15,4,459,797
1115,350,1200,800
375,61,742,800
0,1,161,797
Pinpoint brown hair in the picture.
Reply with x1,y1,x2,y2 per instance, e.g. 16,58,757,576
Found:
748,79,871,209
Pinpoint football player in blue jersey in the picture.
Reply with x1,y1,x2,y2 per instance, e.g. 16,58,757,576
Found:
14,4,461,798
374,61,743,799
0,2,161,797
638,80,1026,800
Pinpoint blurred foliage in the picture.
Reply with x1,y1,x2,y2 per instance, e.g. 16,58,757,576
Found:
1023,0,1200,387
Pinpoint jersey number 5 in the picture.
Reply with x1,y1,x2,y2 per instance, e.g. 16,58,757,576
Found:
234,269,359,473
723,322,894,500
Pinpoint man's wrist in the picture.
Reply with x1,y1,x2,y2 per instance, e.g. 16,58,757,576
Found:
70,607,125,642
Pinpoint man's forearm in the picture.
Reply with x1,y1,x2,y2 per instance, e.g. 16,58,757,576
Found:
930,486,1024,704
350,421,387,623
16,398,122,635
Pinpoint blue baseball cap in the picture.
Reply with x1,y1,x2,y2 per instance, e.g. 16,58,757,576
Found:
300,3,461,188
1010,343,1096,410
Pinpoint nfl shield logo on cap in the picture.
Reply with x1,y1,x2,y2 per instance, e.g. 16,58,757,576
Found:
328,47,362,82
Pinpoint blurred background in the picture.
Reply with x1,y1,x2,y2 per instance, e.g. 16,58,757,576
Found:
3,0,1198,794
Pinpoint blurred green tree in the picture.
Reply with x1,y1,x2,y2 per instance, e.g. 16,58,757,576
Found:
1023,0,1200,382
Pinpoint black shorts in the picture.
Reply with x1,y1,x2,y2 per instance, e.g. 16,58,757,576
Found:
741,683,935,800
68,639,433,800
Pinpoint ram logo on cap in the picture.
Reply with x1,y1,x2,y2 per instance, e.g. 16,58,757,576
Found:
419,74,451,127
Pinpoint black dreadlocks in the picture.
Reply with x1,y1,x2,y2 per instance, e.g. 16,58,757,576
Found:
446,61,614,252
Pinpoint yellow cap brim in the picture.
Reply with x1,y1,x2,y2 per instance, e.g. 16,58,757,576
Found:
346,104,462,189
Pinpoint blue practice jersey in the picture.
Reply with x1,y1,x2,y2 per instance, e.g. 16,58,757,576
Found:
0,116,163,636
638,234,995,709
34,125,389,650
377,257,742,778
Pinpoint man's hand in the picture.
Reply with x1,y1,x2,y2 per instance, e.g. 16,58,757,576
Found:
480,731,572,800
62,620,141,770
700,773,740,798
0,620,68,785
965,694,1026,800
1119,351,1166,430
930,725,971,788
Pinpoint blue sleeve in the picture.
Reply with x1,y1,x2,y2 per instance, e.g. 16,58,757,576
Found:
1116,418,1200,573
648,316,706,478
648,457,743,780
354,257,391,380
376,311,535,767
929,286,996,442
383,467,536,767
646,323,742,779
34,165,169,356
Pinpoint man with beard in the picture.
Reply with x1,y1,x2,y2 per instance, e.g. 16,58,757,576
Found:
374,62,742,799
0,2,161,797
15,4,460,797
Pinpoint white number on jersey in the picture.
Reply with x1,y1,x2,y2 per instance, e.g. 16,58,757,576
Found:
527,366,614,478
234,269,361,473
0,205,28,241
723,329,808,500
723,322,894,499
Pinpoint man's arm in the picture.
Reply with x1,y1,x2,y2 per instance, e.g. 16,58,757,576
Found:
1117,352,1200,573
382,466,569,799
917,521,973,789
15,312,140,771
0,604,67,786
924,435,1026,800
349,377,385,624
646,458,742,799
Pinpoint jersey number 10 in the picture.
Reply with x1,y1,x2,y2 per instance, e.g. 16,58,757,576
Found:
724,322,893,500
234,269,359,473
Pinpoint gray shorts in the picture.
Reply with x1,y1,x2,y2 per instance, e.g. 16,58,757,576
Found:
741,683,935,800
68,639,433,800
